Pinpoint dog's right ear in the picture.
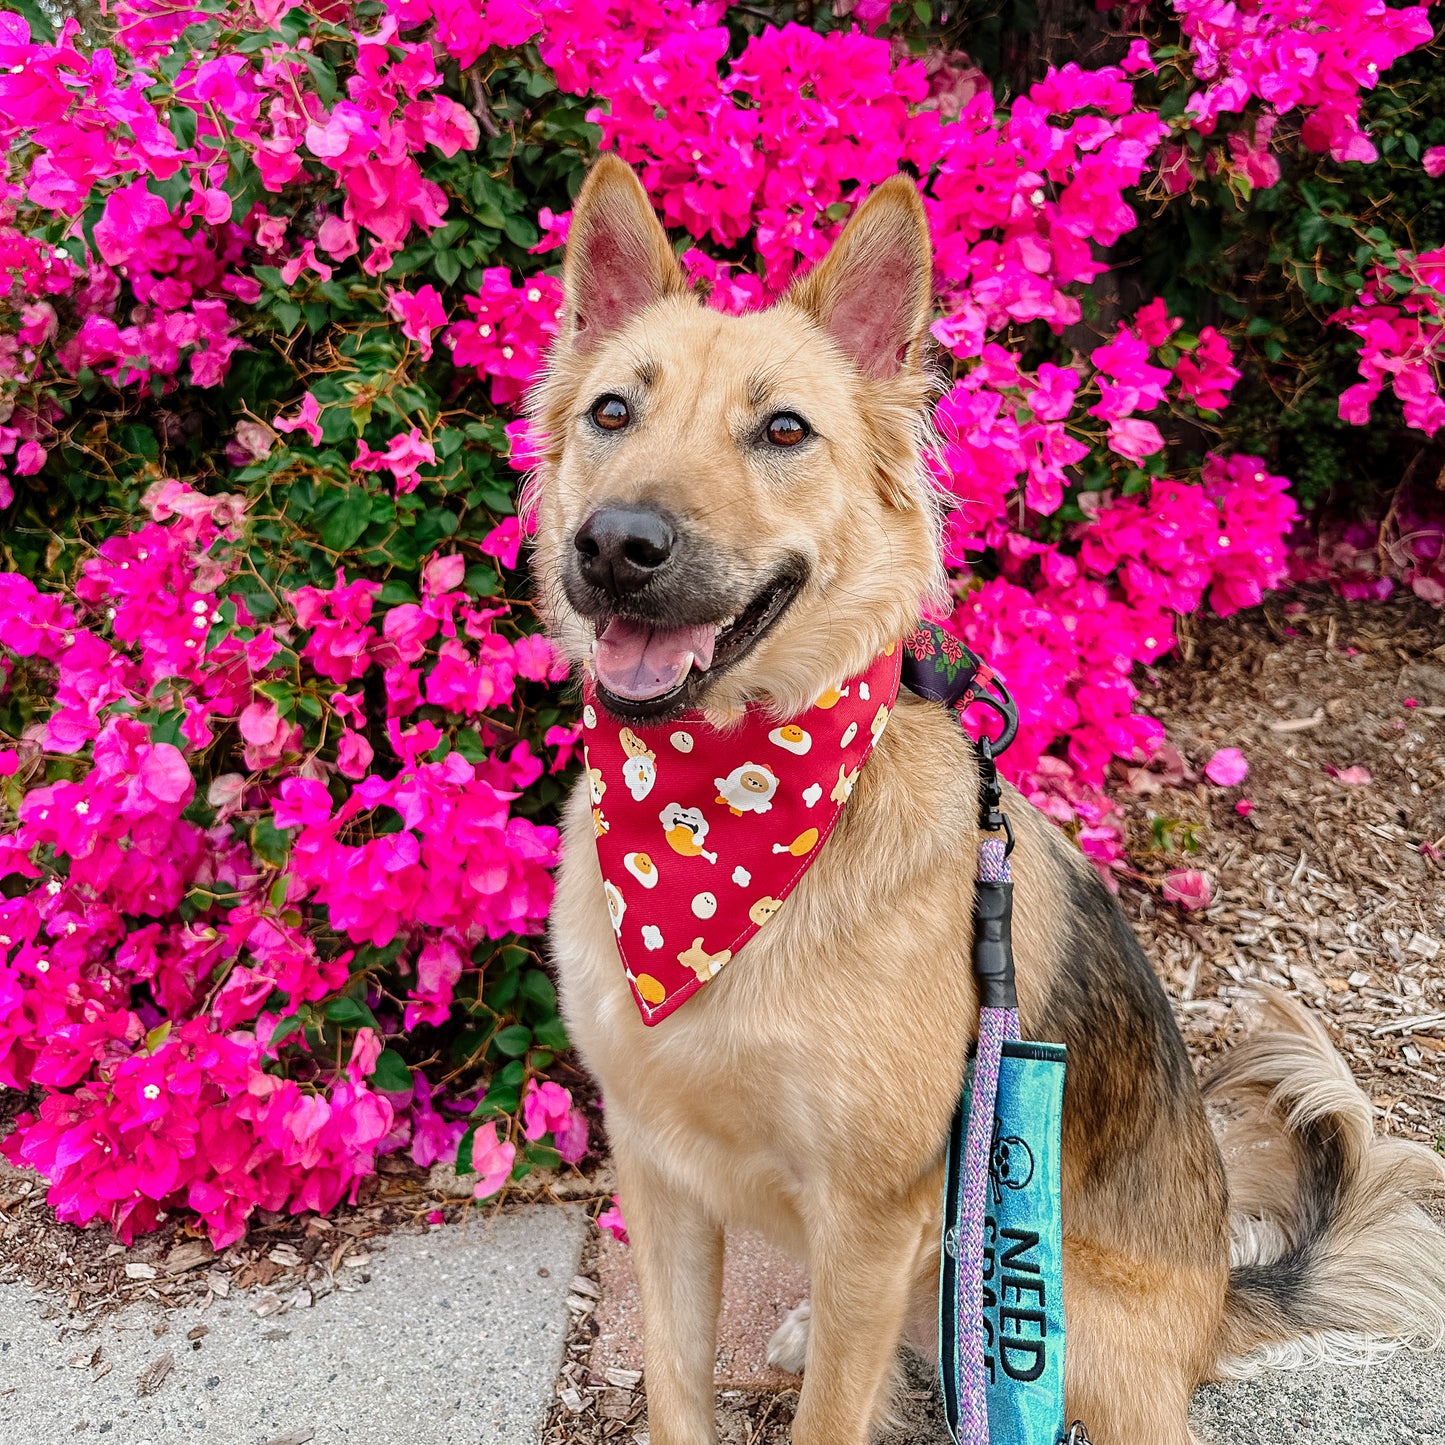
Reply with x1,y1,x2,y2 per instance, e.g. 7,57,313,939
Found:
561,156,684,354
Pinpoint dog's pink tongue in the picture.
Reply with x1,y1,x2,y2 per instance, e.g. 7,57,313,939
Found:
595,618,717,701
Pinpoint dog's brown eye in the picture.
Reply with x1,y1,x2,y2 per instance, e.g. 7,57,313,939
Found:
592,395,630,431
766,413,808,448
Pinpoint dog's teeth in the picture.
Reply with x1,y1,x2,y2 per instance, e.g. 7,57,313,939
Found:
718,615,736,630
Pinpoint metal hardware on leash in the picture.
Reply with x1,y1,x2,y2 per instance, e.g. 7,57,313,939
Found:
1064,1422,1094,1445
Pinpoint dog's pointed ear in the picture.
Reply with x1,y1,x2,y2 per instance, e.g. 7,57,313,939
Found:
787,175,933,379
562,156,685,353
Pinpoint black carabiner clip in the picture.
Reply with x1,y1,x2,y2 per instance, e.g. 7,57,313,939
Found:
969,672,1019,758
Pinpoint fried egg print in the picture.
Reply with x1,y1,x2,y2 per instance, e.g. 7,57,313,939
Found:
768,724,812,756
624,852,659,889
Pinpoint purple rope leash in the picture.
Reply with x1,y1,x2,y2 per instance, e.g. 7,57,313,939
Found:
956,836,1021,1443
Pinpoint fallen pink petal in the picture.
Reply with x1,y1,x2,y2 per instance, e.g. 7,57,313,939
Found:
1325,764,1374,786
1162,869,1214,911
1203,747,1249,786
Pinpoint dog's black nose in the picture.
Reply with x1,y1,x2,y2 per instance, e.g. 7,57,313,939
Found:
574,506,675,597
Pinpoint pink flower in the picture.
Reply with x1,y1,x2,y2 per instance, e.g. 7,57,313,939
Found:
1106,418,1165,463
239,700,283,747
14,442,46,476
470,1122,516,1200
352,429,436,494
274,393,323,447
1422,147,1445,179
1203,747,1248,786
1234,799,1254,817
337,729,374,779
1121,39,1157,75
481,516,523,571
597,1196,629,1245
387,285,448,360
318,215,359,260
91,181,171,267
522,1079,574,1141
1162,869,1213,911
423,552,467,597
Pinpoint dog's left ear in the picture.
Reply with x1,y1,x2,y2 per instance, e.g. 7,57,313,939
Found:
787,175,933,380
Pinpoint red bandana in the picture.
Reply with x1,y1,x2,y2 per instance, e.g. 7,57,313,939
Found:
581,645,904,1025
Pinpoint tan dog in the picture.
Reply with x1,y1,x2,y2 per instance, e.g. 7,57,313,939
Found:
530,155,1445,1445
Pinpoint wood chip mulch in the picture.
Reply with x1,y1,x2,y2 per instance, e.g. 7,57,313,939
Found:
1117,588,1445,1147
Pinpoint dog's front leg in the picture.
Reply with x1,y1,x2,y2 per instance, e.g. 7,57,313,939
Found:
791,1194,926,1445
617,1144,725,1445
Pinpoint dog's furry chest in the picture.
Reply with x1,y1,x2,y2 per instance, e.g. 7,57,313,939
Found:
547,702,1013,1223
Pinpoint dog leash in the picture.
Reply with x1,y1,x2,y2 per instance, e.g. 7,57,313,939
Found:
902,624,1088,1445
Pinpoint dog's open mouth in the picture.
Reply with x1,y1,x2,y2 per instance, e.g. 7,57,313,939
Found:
591,567,804,719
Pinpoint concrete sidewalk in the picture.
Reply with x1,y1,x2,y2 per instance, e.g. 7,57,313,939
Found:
0,1208,586,1445
2,1204,1441,1444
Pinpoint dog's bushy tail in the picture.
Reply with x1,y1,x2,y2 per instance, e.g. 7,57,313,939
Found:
1206,989,1445,1378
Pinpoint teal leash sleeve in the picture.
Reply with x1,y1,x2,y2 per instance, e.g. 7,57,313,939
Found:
905,628,1082,1445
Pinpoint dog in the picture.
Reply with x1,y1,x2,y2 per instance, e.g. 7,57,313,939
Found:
529,154,1445,1444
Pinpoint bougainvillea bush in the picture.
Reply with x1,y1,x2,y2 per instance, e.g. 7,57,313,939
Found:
0,0,1441,1244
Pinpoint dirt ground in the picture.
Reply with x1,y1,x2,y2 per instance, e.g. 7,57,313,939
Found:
2,589,1443,1442
1118,589,1445,1146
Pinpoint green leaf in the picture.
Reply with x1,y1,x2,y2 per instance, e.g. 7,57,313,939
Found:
168,107,199,151
455,1123,477,1174
320,493,374,551
492,1024,533,1058
369,1048,414,1093
268,873,291,909
532,1016,570,1051
453,728,487,763
147,172,192,210
471,1082,521,1117
149,710,185,747
324,996,374,1027
250,817,293,868
525,1143,562,1171
520,970,557,1013
503,214,539,249
463,563,498,597
302,52,339,104
433,250,462,286
269,1013,306,1048
277,6,309,42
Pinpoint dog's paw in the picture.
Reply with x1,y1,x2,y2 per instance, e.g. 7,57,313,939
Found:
766,1299,811,1375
